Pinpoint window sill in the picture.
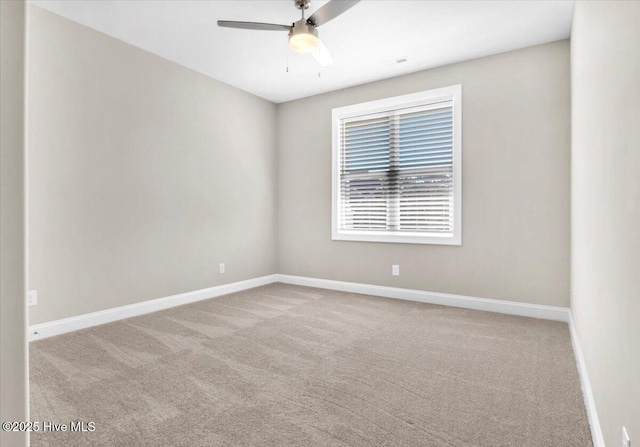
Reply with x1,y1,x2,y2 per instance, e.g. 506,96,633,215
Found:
332,231,461,246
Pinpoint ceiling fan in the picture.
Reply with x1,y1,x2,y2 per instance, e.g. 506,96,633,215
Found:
217,0,361,67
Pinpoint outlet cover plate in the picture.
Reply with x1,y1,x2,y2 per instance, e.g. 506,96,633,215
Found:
392,265,400,276
28,290,37,306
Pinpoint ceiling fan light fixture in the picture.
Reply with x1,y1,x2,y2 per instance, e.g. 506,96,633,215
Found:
218,0,362,65
289,21,318,53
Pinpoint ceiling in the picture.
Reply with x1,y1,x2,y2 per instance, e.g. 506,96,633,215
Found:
30,0,574,103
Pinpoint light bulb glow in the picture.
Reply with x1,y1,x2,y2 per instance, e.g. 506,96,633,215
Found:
289,32,318,53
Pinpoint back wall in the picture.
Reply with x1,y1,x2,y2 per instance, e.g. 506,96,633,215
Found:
277,40,570,307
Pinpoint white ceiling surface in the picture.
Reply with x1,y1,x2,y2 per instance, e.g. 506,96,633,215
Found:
30,1,574,103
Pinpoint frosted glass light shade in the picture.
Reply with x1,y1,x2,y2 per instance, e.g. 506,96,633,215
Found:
289,32,318,53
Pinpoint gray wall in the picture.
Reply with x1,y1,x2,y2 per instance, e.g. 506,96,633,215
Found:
28,6,278,325
1,0,29,446
277,41,571,307
571,2,640,445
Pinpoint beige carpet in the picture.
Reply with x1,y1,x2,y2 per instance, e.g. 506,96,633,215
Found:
30,283,592,446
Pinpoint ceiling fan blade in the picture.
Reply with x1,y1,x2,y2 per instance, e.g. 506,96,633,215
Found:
217,21,291,32
307,0,361,27
311,39,333,67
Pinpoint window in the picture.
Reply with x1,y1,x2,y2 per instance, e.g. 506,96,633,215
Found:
332,85,461,245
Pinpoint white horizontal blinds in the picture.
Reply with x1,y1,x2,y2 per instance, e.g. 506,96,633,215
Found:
339,102,454,234
340,115,391,230
396,105,454,233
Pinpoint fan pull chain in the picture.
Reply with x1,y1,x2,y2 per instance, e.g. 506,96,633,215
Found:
286,37,289,73
317,41,321,77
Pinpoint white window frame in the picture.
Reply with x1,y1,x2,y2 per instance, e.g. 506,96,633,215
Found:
332,85,462,245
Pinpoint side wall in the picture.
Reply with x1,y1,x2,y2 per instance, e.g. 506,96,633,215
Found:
0,1,29,446
28,7,278,325
277,40,571,307
571,2,640,445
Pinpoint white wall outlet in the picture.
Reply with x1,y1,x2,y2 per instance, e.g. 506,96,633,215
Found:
28,290,37,306
219,263,225,274
623,426,630,447
392,265,400,276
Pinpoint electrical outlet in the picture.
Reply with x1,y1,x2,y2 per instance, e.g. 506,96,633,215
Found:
392,265,400,276
219,263,225,274
28,290,37,306
623,426,630,447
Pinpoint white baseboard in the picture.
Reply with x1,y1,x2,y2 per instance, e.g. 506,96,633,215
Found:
28,275,278,341
29,274,570,339
568,313,605,447
275,274,571,322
